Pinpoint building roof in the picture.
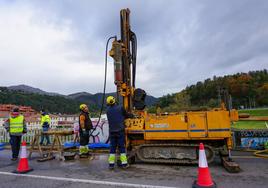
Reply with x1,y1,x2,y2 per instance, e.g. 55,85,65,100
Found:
0,112,9,118
0,104,36,112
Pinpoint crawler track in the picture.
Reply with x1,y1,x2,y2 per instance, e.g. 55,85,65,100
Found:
135,144,215,164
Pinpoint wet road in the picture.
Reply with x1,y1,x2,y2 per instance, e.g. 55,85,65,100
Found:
0,150,267,188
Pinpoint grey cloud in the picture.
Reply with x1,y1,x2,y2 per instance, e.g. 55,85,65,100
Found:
1,0,268,97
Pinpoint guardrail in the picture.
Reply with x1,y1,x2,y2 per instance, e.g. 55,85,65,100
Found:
2,126,266,149
232,129,268,149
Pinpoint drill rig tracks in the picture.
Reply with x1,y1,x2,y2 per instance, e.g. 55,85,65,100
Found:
135,144,215,165
134,143,240,172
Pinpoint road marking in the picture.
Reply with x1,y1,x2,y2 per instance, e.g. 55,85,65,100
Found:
0,171,177,188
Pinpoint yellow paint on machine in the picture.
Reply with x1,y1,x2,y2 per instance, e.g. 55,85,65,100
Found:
229,109,239,122
144,114,188,139
126,110,232,141
207,111,231,138
187,112,207,138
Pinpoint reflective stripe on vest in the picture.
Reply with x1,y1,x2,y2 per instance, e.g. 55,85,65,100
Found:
41,115,51,125
10,115,24,134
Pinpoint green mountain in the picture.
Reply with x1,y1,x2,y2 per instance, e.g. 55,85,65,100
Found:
8,84,61,96
68,92,158,109
0,86,158,114
4,69,266,115
0,87,79,114
155,69,268,112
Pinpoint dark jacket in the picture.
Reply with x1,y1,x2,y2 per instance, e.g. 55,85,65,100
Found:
106,105,130,133
79,111,93,131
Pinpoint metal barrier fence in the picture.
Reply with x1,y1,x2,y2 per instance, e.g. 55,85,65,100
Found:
0,127,74,144
2,126,266,149
232,129,268,149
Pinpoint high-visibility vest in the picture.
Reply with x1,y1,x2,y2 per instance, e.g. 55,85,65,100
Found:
41,115,51,125
9,115,24,134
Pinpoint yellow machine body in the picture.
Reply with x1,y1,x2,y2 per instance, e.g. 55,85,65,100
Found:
125,109,232,150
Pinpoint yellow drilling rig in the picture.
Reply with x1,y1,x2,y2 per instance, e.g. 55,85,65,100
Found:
108,8,240,172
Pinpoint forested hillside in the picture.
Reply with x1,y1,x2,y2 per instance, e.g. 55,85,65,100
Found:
68,92,158,108
0,87,80,114
1,70,267,114
155,70,268,112
0,87,158,114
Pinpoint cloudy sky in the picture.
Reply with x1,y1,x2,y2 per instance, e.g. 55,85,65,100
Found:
0,0,267,97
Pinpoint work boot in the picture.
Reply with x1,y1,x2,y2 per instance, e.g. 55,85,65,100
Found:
88,153,93,160
109,163,115,169
11,157,17,161
79,153,89,158
121,163,129,169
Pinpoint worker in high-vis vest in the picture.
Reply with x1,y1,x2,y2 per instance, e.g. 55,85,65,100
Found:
40,109,51,145
79,104,93,157
4,106,27,161
106,96,133,169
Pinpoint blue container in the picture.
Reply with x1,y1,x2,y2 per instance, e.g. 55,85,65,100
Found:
64,142,80,148
88,143,110,149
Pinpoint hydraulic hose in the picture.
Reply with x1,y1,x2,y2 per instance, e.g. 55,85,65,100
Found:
130,31,137,88
254,149,268,158
89,36,116,135
234,148,268,159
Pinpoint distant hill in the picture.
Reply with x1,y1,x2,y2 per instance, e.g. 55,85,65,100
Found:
8,85,61,96
0,85,158,114
68,92,158,109
0,87,79,114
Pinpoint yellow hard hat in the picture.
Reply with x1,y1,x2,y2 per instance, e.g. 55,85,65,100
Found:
79,104,88,110
106,96,115,105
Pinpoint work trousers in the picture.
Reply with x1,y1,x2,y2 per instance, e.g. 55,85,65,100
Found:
40,127,50,145
109,130,126,154
79,131,90,155
79,131,89,146
10,135,22,158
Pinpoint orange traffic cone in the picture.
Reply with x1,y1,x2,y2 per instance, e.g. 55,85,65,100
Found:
13,141,33,174
192,143,216,188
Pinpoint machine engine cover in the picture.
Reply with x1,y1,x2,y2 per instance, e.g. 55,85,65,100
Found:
133,88,146,110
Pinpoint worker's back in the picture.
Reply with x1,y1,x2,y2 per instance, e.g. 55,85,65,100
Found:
106,105,125,133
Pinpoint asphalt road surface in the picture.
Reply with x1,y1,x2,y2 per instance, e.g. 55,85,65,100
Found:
0,150,267,188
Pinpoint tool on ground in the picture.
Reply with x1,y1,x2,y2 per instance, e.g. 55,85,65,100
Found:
192,143,216,188
13,141,33,174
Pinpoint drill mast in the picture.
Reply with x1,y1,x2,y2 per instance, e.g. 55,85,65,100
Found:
109,8,137,112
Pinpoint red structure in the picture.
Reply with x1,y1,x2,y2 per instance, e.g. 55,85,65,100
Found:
0,104,37,117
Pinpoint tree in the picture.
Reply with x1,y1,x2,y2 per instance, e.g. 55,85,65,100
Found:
257,83,268,106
